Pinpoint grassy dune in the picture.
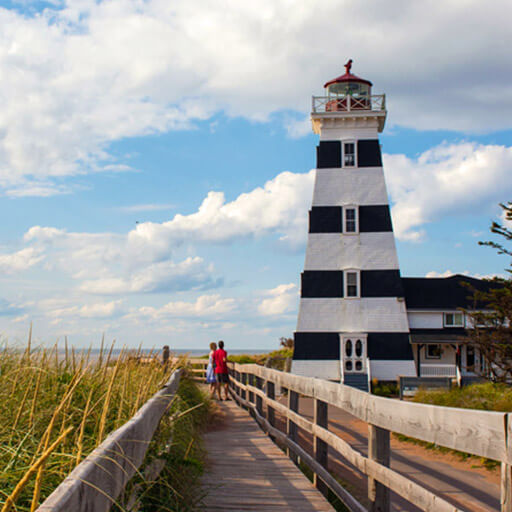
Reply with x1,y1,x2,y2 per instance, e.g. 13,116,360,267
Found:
0,339,178,511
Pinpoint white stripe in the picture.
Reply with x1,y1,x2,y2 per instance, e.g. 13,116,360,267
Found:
370,360,416,380
297,297,410,332
305,232,399,270
319,126,379,141
313,168,389,206
291,360,340,380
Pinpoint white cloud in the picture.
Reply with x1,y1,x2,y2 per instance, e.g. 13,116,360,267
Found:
258,283,298,316
48,300,125,319
128,170,315,251
385,143,512,241
136,294,236,319
7,170,312,297
0,247,43,273
2,1,512,195
284,117,311,139
80,257,221,294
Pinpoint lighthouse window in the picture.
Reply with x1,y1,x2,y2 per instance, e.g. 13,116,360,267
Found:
344,207,358,233
345,270,359,298
343,142,356,167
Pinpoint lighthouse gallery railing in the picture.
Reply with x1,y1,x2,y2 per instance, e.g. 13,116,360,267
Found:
312,94,386,114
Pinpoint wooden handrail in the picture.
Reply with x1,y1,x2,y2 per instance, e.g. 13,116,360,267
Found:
228,362,510,512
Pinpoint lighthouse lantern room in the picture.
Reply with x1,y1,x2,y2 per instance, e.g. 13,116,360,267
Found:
292,60,416,390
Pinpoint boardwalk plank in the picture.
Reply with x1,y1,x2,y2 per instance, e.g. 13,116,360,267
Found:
201,400,335,511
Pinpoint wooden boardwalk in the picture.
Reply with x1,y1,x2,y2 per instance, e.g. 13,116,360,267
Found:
201,399,334,511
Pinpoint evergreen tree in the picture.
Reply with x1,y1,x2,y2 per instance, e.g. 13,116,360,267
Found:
465,202,512,382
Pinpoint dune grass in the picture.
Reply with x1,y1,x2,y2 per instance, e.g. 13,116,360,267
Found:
0,338,179,511
114,377,211,511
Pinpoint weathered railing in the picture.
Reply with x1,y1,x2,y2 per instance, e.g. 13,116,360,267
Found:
229,362,511,512
312,94,386,114
37,369,182,512
174,357,208,380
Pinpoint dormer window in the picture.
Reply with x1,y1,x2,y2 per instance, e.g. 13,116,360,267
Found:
343,142,356,167
444,312,464,327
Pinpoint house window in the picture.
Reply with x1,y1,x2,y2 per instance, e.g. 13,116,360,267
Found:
345,270,360,298
343,142,356,167
444,312,464,327
344,207,358,233
425,344,441,359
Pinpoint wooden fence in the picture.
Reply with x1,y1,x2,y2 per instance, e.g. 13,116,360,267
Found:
175,357,208,380
37,369,182,512
227,362,511,512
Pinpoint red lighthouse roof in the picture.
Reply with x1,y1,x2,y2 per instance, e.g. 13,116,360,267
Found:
324,59,372,88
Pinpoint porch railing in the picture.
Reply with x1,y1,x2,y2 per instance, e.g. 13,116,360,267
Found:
421,364,457,377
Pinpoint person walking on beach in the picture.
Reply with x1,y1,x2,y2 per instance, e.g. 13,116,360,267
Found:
213,340,230,401
205,342,217,397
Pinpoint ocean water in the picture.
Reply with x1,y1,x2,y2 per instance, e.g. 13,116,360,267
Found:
53,347,271,358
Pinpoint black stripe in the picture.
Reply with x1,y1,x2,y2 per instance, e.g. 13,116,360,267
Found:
293,332,413,361
301,270,404,298
359,205,392,232
301,271,343,298
361,270,404,298
293,332,340,360
309,206,342,233
357,139,382,167
367,333,413,360
317,141,341,168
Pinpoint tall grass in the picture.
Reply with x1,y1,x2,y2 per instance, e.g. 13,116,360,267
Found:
0,339,179,511
413,382,512,411
114,378,211,512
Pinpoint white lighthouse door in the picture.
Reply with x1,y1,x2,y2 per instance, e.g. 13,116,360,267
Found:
342,336,367,374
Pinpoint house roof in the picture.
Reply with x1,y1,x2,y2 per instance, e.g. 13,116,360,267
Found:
402,274,498,309
410,329,467,344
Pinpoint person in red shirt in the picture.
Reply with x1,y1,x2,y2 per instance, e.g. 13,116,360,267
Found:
213,340,230,401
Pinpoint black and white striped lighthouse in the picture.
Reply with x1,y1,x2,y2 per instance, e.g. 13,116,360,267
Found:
292,61,416,389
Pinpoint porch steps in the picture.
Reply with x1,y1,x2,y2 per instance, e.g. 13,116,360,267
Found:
343,373,369,392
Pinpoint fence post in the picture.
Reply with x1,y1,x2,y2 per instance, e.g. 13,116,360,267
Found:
248,374,254,404
502,462,512,511
287,390,299,463
256,376,263,417
241,372,246,401
368,424,390,512
314,399,329,497
267,380,275,427
503,414,512,512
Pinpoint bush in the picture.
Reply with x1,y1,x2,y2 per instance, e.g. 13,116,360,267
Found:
371,380,399,397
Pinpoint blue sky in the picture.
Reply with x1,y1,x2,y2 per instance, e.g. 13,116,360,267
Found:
1,0,512,350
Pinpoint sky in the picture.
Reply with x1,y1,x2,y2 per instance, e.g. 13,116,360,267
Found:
1,0,512,350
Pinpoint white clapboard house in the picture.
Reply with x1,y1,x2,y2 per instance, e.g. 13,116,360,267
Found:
291,62,491,390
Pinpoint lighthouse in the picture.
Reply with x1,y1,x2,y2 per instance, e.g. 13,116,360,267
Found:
292,61,416,390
